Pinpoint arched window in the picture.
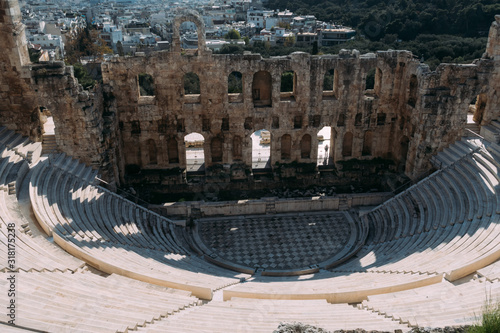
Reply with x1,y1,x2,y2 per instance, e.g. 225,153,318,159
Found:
211,137,223,162
138,73,155,96
337,114,345,127
317,126,334,166
408,74,418,107
355,113,362,126
167,138,179,164
280,70,295,101
342,132,353,157
362,131,373,156
228,71,243,103
323,68,337,99
184,72,200,95
281,134,291,160
228,71,243,93
251,129,271,170
301,134,311,159
184,133,205,172
252,71,272,107
147,139,157,164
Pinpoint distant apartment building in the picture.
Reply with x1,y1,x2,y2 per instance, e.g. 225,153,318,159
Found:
318,28,356,46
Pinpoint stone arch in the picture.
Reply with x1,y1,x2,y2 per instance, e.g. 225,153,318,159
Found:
355,113,362,126
228,71,243,103
337,114,345,127
211,137,223,163
167,137,179,164
408,74,418,107
342,132,353,157
323,68,338,99
252,71,272,107
251,129,271,170
280,70,295,101
172,11,207,54
184,132,205,172
138,73,155,97
233,135,242,160
301,134,312,159
281,134,292,160
317,126,334,166
362,131,373,156
146,139,157,164
184,72,200,95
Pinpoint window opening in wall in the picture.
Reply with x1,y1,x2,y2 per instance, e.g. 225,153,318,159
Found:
342,132,353,157
281,134,291,160
228,71,243,103
365,68,376,90
355,113,362,126
362,131,373,156
184,132,205,173
180,21,199,55
301,134,311,159
280,70,295,101
251,129,271,170
184,72,200,95
337,114,345,127
211,137,223,163
138,73,155,96
168,138,179,164
323,68,337,99
252,71,272,107
377,113,386,126
408,74,418,107
317,126,334,166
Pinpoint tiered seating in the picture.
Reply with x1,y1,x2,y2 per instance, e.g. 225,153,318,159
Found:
137,298,409,333
361,278,498,328
29,154,250,300
0,130,83,273
223,271,442,303
0,271,199,332
327,138,500,281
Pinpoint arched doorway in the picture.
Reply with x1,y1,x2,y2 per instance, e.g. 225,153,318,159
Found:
251,129,271,171
317,126,334,166
184,132,205,173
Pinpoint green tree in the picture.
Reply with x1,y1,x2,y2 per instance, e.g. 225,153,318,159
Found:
224,29,241,40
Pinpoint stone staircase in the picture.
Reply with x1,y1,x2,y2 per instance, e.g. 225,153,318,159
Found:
42,134,57,154
480,118,500,143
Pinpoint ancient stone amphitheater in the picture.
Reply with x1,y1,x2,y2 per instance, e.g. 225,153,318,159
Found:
2,0,500,331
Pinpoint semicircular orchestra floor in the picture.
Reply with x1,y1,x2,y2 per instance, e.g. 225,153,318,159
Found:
196,211,359,272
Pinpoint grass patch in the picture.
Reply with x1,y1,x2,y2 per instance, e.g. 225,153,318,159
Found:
468,299,500,333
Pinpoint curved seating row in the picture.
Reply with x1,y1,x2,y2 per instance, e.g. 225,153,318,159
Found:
137,297,409,333
333,138,500,281
361,278,498,328
0,130,83,273
0,271,199,333
29,154,250,300
223,271,442,303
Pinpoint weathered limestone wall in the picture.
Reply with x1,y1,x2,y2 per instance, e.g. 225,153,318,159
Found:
0,0,40,138
0,0,117,183
153,192,392,219
102,12,498,185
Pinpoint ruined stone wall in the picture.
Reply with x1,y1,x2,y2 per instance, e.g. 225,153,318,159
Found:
0,0,40,139
102,12,496,185
0,0,117,183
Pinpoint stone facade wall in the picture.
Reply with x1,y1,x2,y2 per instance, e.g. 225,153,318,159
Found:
102,11,499,185
0,0,40,139
1,2,500,191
